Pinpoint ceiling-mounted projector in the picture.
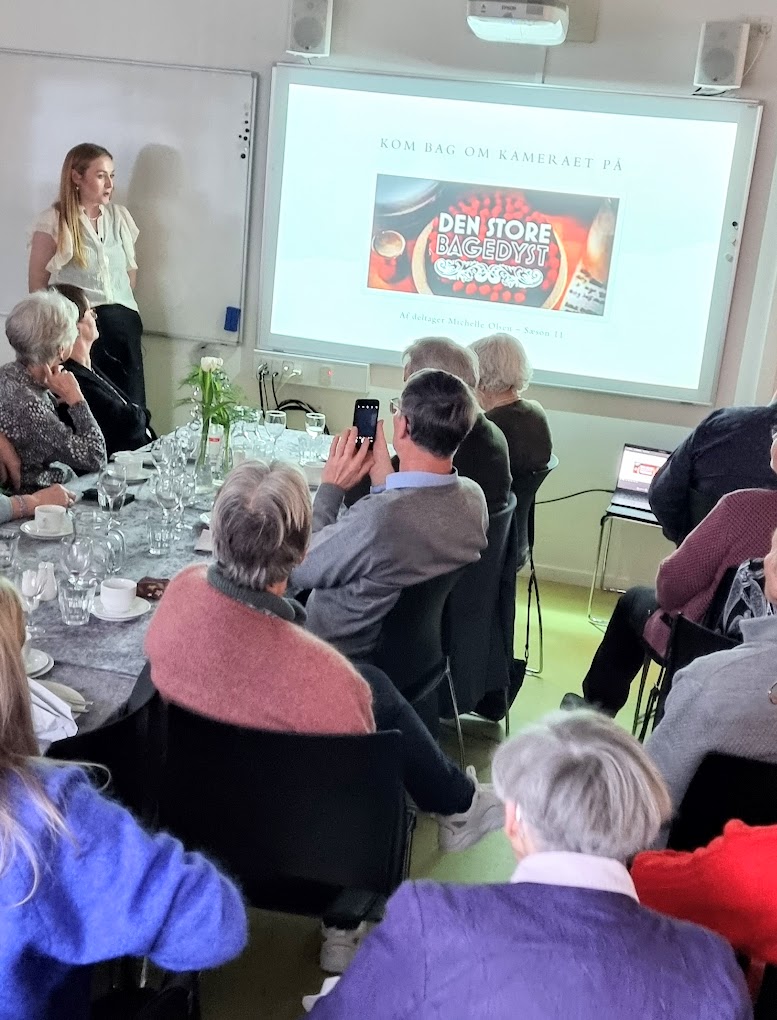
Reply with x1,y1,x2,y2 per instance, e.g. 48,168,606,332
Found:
467,0,569,45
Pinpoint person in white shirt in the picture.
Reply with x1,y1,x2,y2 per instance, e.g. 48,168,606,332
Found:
28,143,146,406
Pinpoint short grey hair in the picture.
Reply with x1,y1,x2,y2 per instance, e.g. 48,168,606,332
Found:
492,710,672,861
400,368,478,458
471,332,533,394
5,291,79,367
403,336,480,389
210,460,312,590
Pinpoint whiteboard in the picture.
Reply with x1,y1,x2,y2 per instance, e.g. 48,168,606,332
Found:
0,49,256,344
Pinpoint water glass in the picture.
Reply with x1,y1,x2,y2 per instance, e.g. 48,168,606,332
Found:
17,565,47,638
265,410,287,458
0,530,19,572
151,473,180,517
60,537,94,578
58,577,97,626
147,513,175,556
97,463,128,518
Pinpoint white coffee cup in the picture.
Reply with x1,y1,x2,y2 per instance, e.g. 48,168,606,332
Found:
114,451,144,477
100,577,137,615
34,504,67,534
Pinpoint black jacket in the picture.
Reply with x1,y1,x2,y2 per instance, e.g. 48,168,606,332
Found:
649,403,777,544
59,359,155,459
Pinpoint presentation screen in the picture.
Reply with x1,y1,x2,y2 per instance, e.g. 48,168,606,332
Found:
260,67,761,403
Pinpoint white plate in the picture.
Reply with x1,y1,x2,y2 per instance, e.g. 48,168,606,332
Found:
92,596,152,622
112,453,155,468
20,521,74,540
25,649,53,677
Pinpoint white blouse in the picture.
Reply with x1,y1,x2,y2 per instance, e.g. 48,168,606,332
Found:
32,204,139,313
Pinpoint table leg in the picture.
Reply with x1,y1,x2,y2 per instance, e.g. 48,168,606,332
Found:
587,515,613,631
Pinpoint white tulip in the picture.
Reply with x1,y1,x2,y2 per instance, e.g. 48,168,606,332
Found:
200,356,224,372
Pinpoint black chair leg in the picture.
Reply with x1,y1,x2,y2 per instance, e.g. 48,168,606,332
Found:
503,688,510,737
631,654,652,736
445,662,466,771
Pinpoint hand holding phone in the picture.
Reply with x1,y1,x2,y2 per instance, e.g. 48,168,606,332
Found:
322,427,374,490
353,399,379,447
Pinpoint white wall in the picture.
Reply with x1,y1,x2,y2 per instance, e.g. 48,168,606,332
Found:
4,0,777,586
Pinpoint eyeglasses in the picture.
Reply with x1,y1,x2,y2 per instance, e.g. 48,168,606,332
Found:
390,396,401,415
771,425,777,442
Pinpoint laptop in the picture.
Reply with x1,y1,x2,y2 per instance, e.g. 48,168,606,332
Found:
611,444,671,512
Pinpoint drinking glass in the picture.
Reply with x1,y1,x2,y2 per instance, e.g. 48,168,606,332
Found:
147,512,175,556
265,410,287,459
150,437,175,473
58,577,97,626
97,463,128,519
60,537,94,579
175,424,199,462
151,472,180,518
0,530,19,572
16,565,46,639
305,412,326,463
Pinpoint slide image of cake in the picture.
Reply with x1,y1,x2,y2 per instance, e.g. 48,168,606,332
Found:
366,175,618,316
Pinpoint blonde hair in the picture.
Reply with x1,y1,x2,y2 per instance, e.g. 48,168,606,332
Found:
0,578,67,901
55,143,113,269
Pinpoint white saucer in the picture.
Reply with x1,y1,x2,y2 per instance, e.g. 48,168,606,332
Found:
92,596,152,622
25,648,53,677
20,521,74,540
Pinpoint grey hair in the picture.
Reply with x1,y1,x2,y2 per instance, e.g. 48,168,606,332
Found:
5,291,79,367
210,460,312,590
491,710,672,862
470,332,533,394
403,336,480,389
400,368,478,458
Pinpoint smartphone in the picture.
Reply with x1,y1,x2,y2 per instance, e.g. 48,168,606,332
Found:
353,399,379,447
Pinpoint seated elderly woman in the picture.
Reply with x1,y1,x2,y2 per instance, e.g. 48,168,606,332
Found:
52,284,155,458
0,291,105,492
307,711,750,1019
470,331,552,476
145,460,503,972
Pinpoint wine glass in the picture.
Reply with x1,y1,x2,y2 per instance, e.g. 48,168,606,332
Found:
60,537,94,579
97,463,128,520
151,472,180,519
16,564,46,640
265,410,287,459
305,412,326,463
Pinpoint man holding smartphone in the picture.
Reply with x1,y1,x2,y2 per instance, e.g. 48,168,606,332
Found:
289,369,488,662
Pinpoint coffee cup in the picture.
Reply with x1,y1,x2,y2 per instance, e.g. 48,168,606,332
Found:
114,451,144,477
34,504,67,535
99,577,137,615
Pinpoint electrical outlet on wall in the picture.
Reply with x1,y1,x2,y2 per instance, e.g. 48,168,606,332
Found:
254,351,370,394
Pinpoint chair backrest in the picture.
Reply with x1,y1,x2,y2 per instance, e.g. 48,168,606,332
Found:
702,564,739,630
445,493,517,714
158,706,410,915
372,567,465,698
47,663,161,821
513,453,558,571
668,752,777,851
655,615,739,726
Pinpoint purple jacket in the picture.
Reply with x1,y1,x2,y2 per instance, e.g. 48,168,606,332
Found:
309,880,751,1019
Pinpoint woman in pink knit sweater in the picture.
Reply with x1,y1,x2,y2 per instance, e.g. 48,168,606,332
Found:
562,432,777,715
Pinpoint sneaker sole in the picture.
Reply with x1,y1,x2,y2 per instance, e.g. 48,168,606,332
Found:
438,797,505,853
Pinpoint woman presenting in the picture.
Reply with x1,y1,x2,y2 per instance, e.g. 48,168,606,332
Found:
28,142,147,406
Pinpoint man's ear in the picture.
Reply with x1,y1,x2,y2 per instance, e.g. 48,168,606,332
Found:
394,414,409,443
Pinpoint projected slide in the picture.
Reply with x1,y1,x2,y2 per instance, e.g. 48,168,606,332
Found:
367,177,618,317
262,68,760,402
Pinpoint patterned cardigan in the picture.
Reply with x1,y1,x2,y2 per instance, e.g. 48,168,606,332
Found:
0,362,105,492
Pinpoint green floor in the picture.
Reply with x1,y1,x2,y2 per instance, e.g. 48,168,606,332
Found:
200,580,656,1019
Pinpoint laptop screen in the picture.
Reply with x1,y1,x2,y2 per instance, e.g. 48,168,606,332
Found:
617,445,670,495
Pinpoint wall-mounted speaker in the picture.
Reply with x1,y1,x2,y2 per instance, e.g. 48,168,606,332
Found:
694,21,750,90
287,0,333,58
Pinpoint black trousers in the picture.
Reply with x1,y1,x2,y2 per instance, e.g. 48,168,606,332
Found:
582,585,660,713
93,304,146,406
358,665,473,815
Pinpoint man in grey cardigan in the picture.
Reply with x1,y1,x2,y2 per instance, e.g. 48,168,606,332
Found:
291,369,488,661
646,525,777,811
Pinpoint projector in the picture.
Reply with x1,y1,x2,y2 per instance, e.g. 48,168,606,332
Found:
467,0,569,45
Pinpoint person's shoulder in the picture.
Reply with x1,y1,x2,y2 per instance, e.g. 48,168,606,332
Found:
164,564,208,598
718,486,777,513
32,206,59,234
469,413,509,450
288,621,364,678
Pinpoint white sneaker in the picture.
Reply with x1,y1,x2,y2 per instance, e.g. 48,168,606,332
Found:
319,921,367,974
435,765,504,853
